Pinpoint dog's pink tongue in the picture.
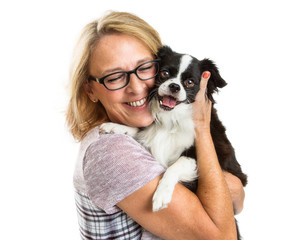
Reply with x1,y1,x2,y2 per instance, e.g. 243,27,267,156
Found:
162,96,177,108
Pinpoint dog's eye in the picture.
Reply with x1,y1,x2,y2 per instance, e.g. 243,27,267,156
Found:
184,79,195,87
160,70,169,79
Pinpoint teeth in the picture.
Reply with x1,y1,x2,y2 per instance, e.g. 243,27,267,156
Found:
127,97,146,107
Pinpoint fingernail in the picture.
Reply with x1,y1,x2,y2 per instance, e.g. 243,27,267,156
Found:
203,72,211,79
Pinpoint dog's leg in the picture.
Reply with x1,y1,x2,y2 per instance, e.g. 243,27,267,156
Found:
99,122,139,137
152,156,198,211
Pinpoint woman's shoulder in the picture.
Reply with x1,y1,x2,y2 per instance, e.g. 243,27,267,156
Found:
90,132,144,152
86,131,150,162
80,125,140,153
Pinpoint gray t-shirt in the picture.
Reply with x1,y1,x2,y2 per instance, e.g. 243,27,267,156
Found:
73,125,165,239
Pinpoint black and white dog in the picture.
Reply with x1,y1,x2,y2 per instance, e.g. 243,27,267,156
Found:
101,46,247,237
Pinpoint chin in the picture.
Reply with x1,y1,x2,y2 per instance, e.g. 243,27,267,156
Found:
133,117,154,128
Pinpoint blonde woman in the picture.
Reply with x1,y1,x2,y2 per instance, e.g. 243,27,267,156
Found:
66,11,245,240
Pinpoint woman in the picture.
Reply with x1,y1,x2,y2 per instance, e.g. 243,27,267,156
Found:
66,11,245,240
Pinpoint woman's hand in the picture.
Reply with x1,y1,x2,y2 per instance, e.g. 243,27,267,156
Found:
192,71,212,130
223,171,245,215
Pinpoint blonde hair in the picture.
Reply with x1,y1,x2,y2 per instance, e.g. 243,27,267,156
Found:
66,11,162,141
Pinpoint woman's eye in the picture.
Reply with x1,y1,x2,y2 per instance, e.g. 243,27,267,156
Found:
184,79,195,87
138,64,153,72
139,66,151,71
160,70,169,79
106,73,125,83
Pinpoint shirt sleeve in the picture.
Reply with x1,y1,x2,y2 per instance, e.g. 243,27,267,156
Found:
83,133,165,214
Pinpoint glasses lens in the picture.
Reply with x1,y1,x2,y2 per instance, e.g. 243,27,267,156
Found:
103,73,127,90
136,61,159,80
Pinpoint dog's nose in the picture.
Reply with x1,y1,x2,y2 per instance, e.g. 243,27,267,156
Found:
169,83,180,93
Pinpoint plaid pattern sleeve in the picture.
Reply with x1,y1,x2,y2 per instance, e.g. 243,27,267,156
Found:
75,190,143,240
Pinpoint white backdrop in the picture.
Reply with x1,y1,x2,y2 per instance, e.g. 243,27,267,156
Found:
1,0,299,239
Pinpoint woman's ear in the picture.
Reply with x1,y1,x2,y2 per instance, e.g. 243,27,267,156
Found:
83,81,98,103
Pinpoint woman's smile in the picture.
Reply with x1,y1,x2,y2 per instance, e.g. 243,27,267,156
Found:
126,96,147,107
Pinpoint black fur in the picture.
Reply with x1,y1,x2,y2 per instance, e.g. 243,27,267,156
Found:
156,46,247,239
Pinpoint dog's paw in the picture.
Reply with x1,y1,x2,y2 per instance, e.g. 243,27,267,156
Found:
99,123,138,136
152,182,174,212
99,122,124,134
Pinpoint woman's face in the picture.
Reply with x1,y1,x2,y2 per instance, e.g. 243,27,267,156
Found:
85,33,155,127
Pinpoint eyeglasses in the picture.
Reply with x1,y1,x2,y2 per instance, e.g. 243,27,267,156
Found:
88,59,160,91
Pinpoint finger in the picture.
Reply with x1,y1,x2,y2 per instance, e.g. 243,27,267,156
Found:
199,71,211,96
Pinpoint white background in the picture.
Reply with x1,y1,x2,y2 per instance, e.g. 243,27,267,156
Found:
1,0,299,239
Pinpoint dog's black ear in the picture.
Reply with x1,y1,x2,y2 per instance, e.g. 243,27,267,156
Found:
199,59,227,103
157,45,174,59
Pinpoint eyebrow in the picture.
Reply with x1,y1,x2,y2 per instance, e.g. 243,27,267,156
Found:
100,57,153,77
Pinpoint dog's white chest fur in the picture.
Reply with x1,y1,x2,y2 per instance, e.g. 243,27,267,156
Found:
137,104,195,168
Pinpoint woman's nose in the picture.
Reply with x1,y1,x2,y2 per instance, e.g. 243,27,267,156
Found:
126,74,146,93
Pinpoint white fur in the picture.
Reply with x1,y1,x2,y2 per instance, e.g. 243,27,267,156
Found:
152,156,197,211
158,55,192,102
138,102,195,168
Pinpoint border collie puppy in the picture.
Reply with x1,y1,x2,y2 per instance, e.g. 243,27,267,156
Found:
100,46,247,237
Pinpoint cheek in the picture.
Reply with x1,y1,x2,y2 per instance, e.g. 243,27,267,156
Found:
147,78,155,88
100,92,122,108
94,85,120,108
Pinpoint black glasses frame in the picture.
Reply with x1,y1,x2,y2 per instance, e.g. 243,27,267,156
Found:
88,59,161,91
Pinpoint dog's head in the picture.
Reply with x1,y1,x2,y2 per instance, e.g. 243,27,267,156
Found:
150,45,227,112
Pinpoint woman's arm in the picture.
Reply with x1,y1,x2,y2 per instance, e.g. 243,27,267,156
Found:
191,72,236,238
118,175,227,240
193,129,236,238
118,72,237,240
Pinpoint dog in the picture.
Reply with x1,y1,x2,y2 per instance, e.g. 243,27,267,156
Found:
100,45,247,239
